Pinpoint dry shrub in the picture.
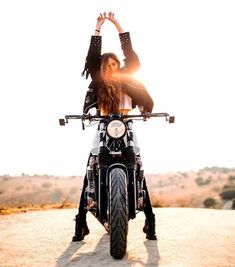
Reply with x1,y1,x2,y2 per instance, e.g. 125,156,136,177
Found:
15,186,24,191
228,175,235,181
203,197,216,208
41,182,52,189
151,193,192,208
59,199,75,209
151,195,171,208
174,196,191,207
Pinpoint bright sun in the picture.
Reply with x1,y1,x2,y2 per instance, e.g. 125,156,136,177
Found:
132,69,148,84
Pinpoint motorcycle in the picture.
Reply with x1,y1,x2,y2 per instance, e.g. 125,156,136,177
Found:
59,110,174,259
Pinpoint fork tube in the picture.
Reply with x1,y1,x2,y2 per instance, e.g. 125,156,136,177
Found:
126,121,137,219
98,122,108,222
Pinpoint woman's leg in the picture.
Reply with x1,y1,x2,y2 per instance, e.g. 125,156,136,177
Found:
142,178,157,240
72,153,93,242
72,174,90,242
73,129,100,241
77,174,88,218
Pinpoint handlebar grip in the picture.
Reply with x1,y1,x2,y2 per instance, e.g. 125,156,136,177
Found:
59,118,66,126
148,112,169,117
169,116,175,123
65,115,85,120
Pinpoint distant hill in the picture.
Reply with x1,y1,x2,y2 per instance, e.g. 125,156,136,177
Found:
1,167,235,214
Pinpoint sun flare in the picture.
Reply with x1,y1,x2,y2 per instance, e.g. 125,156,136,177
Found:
132,69,148,84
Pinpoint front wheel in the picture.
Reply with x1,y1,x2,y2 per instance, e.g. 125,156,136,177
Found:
109,168,128,259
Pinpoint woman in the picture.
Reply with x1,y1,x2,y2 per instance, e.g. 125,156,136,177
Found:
73,12,157,242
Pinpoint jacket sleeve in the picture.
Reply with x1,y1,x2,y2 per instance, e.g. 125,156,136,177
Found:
81,36,102,80
122,80,154,113
119,32,140,73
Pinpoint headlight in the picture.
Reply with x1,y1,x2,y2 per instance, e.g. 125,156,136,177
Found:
106,119,126,139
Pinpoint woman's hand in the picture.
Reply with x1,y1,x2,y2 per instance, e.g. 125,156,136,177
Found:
94,12,124,35
107,12,124,33
96,12,106,31
106,12,117,25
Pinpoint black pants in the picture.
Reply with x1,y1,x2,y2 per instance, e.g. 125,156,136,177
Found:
77,171,154,221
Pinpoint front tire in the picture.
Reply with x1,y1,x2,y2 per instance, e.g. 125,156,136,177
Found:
109,168,128,259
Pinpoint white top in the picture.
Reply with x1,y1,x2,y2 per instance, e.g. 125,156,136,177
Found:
119,93,132,110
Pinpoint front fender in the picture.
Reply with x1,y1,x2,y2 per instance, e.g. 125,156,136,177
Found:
106,163,128,186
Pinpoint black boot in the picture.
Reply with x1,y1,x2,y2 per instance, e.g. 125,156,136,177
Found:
143,213,157,240
72,214,90,242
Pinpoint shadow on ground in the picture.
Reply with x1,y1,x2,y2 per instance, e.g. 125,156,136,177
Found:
56,233,160,266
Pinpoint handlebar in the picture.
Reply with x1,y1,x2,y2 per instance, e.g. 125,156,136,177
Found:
59,112,175,126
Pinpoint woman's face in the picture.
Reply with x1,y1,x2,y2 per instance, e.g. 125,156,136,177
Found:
104,57,120,77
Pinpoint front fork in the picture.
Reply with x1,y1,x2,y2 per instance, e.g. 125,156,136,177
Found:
136,156,146,211
127,121,146,219
85,156,97,210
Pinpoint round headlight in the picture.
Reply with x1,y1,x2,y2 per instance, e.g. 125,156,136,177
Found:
107,119,126,139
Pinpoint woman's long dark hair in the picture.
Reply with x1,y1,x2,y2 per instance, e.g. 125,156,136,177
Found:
97,53,122,114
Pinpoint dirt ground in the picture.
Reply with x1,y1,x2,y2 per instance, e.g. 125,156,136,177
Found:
0,208,235,267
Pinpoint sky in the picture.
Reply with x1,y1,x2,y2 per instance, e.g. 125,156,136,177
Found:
0,0,235,176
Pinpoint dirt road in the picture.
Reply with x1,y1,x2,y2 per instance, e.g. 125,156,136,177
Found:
0,208,235,267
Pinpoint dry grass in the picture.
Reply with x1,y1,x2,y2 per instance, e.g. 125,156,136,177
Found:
0,175,83,215
0,201,76,215
1,167,235,215
146,167,235,209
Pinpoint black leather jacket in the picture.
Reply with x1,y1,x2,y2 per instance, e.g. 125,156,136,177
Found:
82,32,154,114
